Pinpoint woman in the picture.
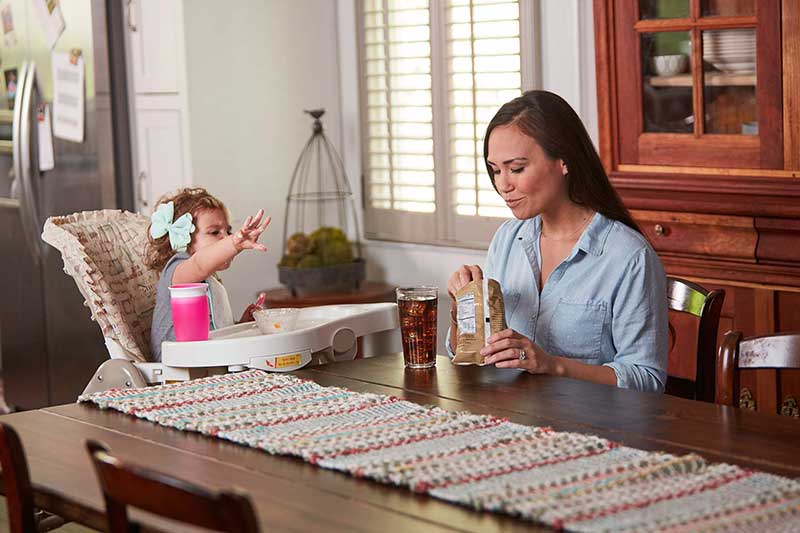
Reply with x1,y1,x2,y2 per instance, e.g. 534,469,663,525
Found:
447,90,667,393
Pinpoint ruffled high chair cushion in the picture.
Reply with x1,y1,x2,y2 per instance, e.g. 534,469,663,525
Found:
42,210,157,362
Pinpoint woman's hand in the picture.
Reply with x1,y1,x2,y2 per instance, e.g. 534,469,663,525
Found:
447,265,483,299
231,209,271,252
480,328,555,374
447,265,483,351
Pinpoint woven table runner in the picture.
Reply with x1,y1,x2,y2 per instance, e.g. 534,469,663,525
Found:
80,370,800,531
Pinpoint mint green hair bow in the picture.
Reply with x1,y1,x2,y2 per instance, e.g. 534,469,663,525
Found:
149,201,195,252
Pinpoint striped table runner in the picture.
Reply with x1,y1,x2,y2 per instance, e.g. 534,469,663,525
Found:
80,370,800,531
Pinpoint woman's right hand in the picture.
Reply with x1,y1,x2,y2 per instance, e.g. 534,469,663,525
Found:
447,265,482,350
447,265,483,299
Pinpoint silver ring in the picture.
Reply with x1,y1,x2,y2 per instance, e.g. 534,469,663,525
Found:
518,349,527,360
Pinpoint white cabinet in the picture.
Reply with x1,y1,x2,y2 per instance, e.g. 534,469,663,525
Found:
135,108,188,209
127,0,181,93
125,0,192,214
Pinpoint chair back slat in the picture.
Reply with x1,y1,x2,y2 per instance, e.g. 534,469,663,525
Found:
86,440,259,533
716,330,800,411
0,423,37,533
667,278,708,317
665,277,725,402
739,334,800,369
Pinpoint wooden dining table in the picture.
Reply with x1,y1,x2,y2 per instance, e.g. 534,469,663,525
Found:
2,354,800,532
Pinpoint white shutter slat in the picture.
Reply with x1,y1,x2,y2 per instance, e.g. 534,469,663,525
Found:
394,201,435,212
388,42,431,56
450,0,516,6
450,37,520,56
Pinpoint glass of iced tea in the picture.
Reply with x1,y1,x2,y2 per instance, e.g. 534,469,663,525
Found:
396,286,438,369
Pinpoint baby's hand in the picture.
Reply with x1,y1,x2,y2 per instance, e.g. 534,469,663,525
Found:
231,209,271,252
238,292,266,323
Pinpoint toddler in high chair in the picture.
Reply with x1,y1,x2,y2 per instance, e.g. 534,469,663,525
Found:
145,187,271,361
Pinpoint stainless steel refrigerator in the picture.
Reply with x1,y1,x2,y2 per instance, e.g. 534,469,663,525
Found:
0,0,133,409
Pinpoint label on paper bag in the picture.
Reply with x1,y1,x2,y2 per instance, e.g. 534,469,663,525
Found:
457,294,476,334
452,278,507,365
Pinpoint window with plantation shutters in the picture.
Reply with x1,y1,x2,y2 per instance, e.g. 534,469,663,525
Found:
358,0,535,247
363,0,435,216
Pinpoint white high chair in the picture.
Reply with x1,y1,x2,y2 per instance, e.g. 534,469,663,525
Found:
42,210,399,396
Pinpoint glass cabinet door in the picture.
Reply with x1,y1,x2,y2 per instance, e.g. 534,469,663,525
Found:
614,0,781,169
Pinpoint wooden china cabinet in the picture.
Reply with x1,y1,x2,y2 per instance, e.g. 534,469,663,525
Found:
594,0,800,414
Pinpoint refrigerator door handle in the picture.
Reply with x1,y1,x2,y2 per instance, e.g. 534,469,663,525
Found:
13,61,44,265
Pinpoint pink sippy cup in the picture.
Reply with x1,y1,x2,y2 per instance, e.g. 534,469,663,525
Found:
169,283,210,341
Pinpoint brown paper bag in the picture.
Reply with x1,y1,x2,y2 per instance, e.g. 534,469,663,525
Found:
452,278,507,365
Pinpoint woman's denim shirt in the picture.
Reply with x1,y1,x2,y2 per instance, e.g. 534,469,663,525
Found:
448,213,668,393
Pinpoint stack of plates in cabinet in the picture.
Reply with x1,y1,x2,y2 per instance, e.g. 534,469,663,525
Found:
702,29,756,72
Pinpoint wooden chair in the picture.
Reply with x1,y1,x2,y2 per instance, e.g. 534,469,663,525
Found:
0,423,65,533
665,277,725,402
85,440,259,533
716,330,800,413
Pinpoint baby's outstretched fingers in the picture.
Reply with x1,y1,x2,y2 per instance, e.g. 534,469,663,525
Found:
243,209,263,231
230,209,271,253
256,215,271,233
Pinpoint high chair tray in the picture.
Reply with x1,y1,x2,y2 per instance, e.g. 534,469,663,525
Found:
160,302,398,370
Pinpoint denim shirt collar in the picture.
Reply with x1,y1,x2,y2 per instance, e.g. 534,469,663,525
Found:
575,212,614,256
520,212,613,258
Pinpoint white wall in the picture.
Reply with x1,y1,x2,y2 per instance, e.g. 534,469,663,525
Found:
539,0,598,146
182,0,344,311
337,0,598,354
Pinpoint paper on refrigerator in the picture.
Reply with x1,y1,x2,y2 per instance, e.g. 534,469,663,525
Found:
2,4,18,48
38,104,55,171
51,52,84,143
32,0,66,50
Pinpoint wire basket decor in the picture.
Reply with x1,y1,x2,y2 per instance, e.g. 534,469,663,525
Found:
278,109,365,296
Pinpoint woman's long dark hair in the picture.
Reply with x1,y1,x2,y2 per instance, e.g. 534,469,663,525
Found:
483,90,640,233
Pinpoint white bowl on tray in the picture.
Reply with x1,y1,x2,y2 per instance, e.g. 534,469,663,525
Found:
253,308,300,335
651,54,688,76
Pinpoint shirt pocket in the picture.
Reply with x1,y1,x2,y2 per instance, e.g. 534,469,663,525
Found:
546,298,607,360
